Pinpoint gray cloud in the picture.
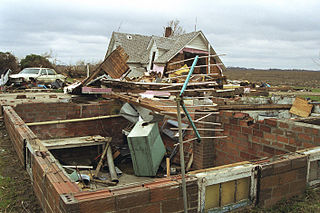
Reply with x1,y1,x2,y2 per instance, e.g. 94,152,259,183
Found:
0,0,319,70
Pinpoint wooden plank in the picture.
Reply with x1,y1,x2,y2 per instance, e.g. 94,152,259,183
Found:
218,104,292,110
26,115,121,126
290,97,313,117
82,46,129,85
41,136,111,150
94,140,111,177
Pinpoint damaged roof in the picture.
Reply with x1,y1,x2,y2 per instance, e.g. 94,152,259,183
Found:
106,31,205,65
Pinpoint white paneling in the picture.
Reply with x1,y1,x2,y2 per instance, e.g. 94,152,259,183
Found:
186,34,208,51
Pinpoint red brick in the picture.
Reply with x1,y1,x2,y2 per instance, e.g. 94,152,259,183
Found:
298,133,312,141
242,127,253,134
231,124,241,132
277,135,288,144
279,170,297,184
279,122,289,129
273,183,290,197
302,142,315,148
260,125,271,133
233,112,248,119
285,144,296,152
291,156,307,169
230,118,239,125
116,188,150,210
149,184,180,203
239,120,250,127
265,119,277,127
223,111,234,117
129,203,161,213
253,130,263,137
260,175,279,190
79,197,116,213
252,136,261,143
162,198,184,213
314,137,320,145
273,160,291,174
263,145,275,155
264,133,276,141
304,127,319,135
292,126,303,132
289,180,306,194
272,129,284,135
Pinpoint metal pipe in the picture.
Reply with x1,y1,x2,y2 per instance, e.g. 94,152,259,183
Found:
180,102,201,143
106,145,119,183
179,55,199,96
176,97,188,213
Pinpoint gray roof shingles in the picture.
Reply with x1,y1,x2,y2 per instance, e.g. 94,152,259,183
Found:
110,31,201,65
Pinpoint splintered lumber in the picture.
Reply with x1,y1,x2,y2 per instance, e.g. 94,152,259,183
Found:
290,97,313,117
63,165,93,169
26,115,121,126
94,139,112,177
166,157,170,177
170,128,224,131
218,104,292,111
166,64,224,74
83,46,129,85
41,136,110,150
93,179,117,186
168,54,226,66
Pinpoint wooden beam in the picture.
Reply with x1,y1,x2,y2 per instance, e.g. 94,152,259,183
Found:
41,136,111,150
26,115,121,126
168,54,226,66
218,104,292,111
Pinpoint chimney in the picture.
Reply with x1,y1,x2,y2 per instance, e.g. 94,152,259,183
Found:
165,27,172,37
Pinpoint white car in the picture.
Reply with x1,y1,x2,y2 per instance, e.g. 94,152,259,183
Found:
9,68,66,85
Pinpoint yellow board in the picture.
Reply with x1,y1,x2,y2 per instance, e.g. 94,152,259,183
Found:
204,184,220,210
236,177,250,201
169,64,189,78
289,97,313,117
221,181,235,206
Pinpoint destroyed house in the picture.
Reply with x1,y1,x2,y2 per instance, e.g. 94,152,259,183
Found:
105,28,225,79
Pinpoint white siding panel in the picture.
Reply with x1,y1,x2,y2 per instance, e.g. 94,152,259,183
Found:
186,35,208,51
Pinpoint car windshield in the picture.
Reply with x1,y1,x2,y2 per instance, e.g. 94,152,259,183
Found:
20,69,40,74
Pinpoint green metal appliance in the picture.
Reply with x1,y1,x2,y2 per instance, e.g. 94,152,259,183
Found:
127,121,165,176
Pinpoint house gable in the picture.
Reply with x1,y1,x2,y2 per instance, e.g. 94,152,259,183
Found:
185,33,208,51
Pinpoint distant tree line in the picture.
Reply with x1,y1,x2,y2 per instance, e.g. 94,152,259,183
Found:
0,52,54,74
0,52,99,79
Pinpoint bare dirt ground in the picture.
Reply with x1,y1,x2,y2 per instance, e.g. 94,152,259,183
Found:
225,68,320,87
0,121,42,212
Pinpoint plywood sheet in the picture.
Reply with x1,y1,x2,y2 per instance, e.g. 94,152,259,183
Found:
290,97,313,117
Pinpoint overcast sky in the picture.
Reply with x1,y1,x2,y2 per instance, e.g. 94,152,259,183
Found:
1,0,320,70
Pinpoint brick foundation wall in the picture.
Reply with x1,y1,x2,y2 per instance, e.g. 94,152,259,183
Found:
3,106,37,164
214,111,319,166
4,105,199,213
29,117,130,143
3,106,81,213
256,153,307,207
71,177,198,213
14,100,122,123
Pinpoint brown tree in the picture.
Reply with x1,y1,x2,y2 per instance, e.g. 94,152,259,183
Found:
163,19,186,37
0,52,19,73
20,54,54,69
